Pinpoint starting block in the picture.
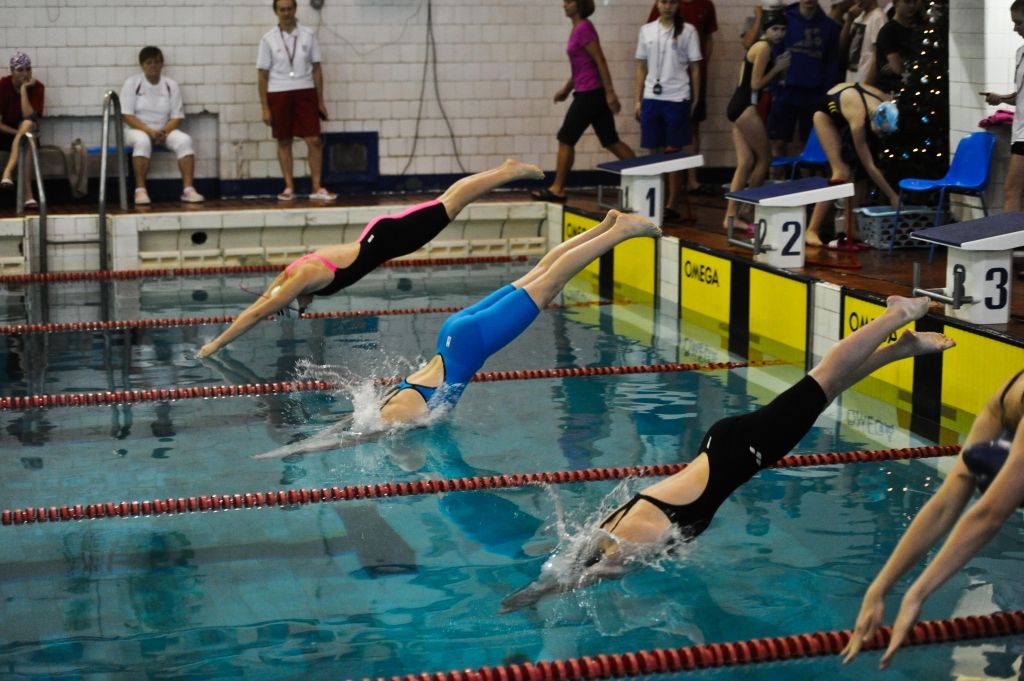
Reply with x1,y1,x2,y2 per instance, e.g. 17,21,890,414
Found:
911,212,1024,324
597,152,704,225
726,177,854,268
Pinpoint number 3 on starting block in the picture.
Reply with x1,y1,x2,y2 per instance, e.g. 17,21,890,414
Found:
912,213,1024,325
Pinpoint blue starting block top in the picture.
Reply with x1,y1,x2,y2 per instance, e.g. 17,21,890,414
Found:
598,152,704,176
912,212,1024,250
726,177,854,207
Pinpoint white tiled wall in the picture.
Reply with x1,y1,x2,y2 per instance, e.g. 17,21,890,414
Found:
9,1,1005,190
949,1,1017,212
4,0,776,182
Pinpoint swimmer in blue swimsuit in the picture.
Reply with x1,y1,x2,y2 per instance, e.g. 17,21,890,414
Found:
844,369,1024,670
501,295,955,612
378,210,662,425
197,159,545,357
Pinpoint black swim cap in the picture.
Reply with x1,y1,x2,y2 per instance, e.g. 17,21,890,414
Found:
762,9,788,30
962,439,1018,504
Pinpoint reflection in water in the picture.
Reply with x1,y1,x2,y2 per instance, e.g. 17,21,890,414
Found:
550,311,616,469
128,532,203,631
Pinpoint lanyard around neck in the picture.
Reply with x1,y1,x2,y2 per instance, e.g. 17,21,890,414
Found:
279,27,298,72
653,23,673,85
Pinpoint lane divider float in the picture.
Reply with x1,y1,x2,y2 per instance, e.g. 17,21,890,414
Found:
0,255,528,285
354,609,1024,681
0,360,785,411
0,445,960,526
0,299,614,335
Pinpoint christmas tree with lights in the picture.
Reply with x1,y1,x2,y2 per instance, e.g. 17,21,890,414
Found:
879,0,949,183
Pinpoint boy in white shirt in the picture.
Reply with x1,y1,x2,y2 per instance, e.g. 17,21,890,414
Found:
257,0,335,202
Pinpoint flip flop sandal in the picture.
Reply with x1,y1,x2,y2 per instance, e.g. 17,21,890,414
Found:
530,188,567,203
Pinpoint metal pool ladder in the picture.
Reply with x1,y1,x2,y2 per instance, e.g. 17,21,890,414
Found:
13,131,48,272
96,89,129,270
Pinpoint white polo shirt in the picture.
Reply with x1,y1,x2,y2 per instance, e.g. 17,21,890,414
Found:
257,23,322,93
1014,45,1024,143
635,20,702,103
120,74,184,129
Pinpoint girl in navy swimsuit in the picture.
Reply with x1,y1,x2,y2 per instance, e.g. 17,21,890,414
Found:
502,295,955,612
805,80,900,247
723,10,790,230
197,160,545,357
844,369,1024,670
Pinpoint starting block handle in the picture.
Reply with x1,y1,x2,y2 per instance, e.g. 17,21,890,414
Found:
912,262,974,309
726,216,772,254
596,184,626,212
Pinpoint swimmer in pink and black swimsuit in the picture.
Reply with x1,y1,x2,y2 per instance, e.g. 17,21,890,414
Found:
198,160,544,358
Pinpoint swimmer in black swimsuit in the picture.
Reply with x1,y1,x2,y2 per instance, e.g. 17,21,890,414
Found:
805,80,900,246
501,295,954,612
197,159,545,358
843,369,1024,671
723,10,790,230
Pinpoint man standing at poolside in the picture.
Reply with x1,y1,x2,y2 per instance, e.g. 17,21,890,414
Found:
257,0,336,202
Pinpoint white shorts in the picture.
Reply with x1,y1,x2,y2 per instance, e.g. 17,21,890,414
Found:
124,128,195,160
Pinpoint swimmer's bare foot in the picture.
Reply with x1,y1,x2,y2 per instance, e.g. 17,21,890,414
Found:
894,329,956,357
613,212,662,239
503,159,545,180
886,295,931,323
805,229,824,247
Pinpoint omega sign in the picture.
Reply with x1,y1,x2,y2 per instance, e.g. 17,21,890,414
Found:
848,310,899,343
683,259,719,286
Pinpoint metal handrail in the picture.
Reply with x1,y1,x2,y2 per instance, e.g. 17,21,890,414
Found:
14,132,48,273
97,90,128,270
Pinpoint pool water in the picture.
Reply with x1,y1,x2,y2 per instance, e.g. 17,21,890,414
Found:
1,264,1022,680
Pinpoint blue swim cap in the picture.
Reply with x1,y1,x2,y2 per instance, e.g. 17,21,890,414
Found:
962,439,1014,498
872,101,899,134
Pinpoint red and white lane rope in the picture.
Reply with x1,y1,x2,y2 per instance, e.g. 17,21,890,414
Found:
0,299,613,335
0,360,785,410
0,255,528,285
0,445,960,526
355,609,1024,681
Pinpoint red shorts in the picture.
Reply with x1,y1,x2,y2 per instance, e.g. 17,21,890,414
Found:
267,88,321,140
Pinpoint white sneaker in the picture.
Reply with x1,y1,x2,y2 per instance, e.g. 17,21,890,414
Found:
134,188,151,205
181,186,205,203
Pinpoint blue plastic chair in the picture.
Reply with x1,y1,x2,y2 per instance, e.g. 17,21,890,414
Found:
891,131,997,254
770,128,828,179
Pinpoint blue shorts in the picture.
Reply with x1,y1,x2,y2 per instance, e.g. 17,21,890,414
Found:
640,98,691,151
434,285,541,403
766,88,821,144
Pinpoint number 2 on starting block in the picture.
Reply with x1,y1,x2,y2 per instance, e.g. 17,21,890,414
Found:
755,207,805,268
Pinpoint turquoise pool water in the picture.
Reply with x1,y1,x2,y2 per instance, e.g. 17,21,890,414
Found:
1,264,1022,680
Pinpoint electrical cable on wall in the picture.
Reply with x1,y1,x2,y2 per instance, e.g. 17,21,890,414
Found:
402,0,467,175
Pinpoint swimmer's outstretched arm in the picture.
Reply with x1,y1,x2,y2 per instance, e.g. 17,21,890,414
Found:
198,271,315,358
842,385,1009,667
251,414,373,459
500,538,635,613
874,421,1024,669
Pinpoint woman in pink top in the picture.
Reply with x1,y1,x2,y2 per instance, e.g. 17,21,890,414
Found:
198,159,543,358
532,0,634,203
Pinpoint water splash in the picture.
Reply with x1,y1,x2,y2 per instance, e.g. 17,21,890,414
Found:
500,481,693,613
252,356,451,459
